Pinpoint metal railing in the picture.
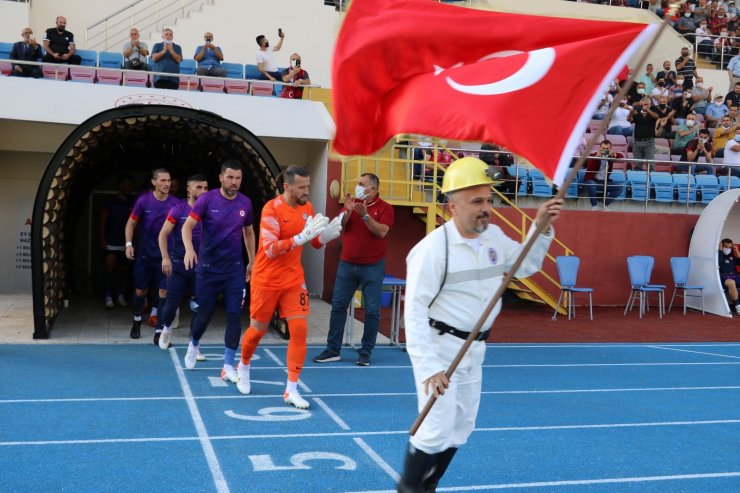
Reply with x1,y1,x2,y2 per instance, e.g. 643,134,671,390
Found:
685,32,740,72
84,0,214,52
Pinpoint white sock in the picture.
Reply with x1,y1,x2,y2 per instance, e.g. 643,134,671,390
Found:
286,380,298,393
150,307,158,316
162,325,172,334
133,315,142,322
188,341,198,353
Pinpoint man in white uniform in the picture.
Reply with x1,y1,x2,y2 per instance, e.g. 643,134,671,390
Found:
397,157,562,492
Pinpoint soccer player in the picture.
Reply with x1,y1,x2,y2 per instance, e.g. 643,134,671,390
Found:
237,165,342,409
182,161,255,383
124,168,180,341
157,174,209,351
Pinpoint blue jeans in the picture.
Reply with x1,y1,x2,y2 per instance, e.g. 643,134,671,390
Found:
583,179,621,206
326,259,385,355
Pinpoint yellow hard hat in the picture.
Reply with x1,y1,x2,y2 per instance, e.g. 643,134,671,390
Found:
441,157,495,194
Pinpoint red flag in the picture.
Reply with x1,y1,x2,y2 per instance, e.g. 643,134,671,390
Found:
331,0,657,185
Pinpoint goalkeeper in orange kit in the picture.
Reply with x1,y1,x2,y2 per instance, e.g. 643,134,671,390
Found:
237,165,342,409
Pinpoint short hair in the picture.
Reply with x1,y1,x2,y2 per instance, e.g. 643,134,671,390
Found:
187,173,208,184
601,139,612,146
361,172,379,189
162,28,173,35
256,35,266,46
699,129,710,136
283,165,309,185
151,168,169,179
220,160,242,174
722,238,734,244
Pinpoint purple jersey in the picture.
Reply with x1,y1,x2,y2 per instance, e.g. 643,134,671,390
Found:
131,192,181,259
102,194,133,248
166,201,201,259
189,189,253,274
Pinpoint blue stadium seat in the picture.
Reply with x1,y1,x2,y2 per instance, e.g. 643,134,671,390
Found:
651,172,674,202
608,170,627,200
0,42,12,59
672,174,697,203
244,64,260,80
529,169,553,198
718,175,740,191
98,51,123,68
178,59,199,90
179,59,196,74
76,49,97,67
696,174,720,204
626,170,648,201
222,62,243,79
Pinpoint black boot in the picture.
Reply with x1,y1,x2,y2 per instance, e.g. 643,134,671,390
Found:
130,320,141,339
421,447,458,493
396,444,437,493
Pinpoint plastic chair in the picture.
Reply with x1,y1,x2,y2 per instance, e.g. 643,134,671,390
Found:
76,49,97,67
672,174,697,203
244,63,261,80
624,255,665,319
668,257,705,315
651,172,675,202
626,170,648,201
222,62,249,94
696,174,720,204
178,59,199,91
552,256,593,320
0,42,12,76
529,169,553,198
251,81,275,96
97,52,123,85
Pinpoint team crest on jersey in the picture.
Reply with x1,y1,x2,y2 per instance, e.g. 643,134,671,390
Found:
488,247,498,265
239,210,245,217
302,213,308,220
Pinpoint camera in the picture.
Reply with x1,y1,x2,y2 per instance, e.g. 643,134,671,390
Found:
205,38,212,43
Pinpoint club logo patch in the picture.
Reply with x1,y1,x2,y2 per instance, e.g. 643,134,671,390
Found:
488,247,498,265
239,210,245,217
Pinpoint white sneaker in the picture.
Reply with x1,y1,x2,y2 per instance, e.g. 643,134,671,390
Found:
184,348,197,369
172,308,180,329
221,366,238,383
591,205,600,211
735,304,740,315
196,348,207,362
105,297,114,309
237,362,251,395
116,294,128,307
158,330,171,350
284,391,310,409
602,205,612,211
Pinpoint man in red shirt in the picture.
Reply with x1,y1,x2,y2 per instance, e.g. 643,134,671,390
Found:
313,173,394,366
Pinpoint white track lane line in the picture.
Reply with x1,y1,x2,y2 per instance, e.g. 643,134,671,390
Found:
169,347,230,493
353,437,401,483
648,345,740,360
313,397,350,430
263,347,312,393
346,471,740,492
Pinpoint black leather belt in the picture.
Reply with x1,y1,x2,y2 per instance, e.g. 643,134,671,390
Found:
429,319,489,341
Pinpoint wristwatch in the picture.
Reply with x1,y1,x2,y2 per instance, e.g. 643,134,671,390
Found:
362,214,370,222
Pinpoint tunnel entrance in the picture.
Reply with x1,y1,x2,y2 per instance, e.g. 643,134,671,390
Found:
31,105,282,339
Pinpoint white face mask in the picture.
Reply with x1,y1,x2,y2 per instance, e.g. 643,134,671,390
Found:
723,247,732,255
290,59,298,68
676,80,684,86
637,88,646,95
355,185,369,200
736,134,740,141
687,119,696,126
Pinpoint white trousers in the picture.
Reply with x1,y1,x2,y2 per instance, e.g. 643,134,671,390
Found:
409,334,486,454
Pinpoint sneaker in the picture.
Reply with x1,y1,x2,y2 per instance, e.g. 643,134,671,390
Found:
196,348,207,362
735,304,740,315
153,331,161,346
602,205,612,212
172,308,180,329
284,391,310,409
105,296,114,310
148,314,158,328
313,349,341,363
221,367,238,384
158,330,171,350
184,348,197,369
237,362,251,395
356,353,371,366
590,205,600,211
116,294,128,307
130,320,141,339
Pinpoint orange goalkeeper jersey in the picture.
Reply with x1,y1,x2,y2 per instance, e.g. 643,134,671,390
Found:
251,196,322,289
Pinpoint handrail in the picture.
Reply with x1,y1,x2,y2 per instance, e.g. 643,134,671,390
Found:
87,0,145,29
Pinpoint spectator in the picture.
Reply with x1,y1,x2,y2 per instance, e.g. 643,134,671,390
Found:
151,28,182,90
713,28,734,67
728,53,740,89
714,115,737,158
638,64,656,94
42,16,81,65
718,239,740,314
673,113,700,154
256,31,285,82
194,31,226,78
11,27,42,78
647,0,663,18
670,75,687,100
675,47,697,88
730,105,740,126
629,82,647,106
726,82,740,108
650,77,671,106
691,76,713,115
723,128,740,177
695,20,714,59
584,140,622,211
677,128,715,174
656,61,677,87
675,12,697,45
607,99,634,136
479,144,518,201
313,173,394,367
280,53,311,99
592,93,612,120
709,6,730,35
122,28,150,71
630,98,660,170
653,95,676,139
671,87,695,125
694,0,710,26
705,95,729,127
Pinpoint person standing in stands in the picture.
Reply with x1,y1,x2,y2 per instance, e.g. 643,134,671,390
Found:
124,168,180,341
151,28,182,90
101,175,135,310
194,31,226,78
42,16,81,65
181,161,256,384
256,30,285,82
719,239,740,314
629,98,660,171
11,28,42,78
313,173,394,366
156,174,209,351
122,28,150,71
397,157,561,492
237,165,342,408
280,53,311,99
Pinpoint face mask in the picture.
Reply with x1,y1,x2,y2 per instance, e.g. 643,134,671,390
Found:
723,248,732,255
637,88,645,95
620,99,628,105
736,134,740,141
700,137,707,143
722,32,729,37
676,80,684,86
687,119,696,126
657,81,665,86
684,92,692,98
659,104,667,109
355,185,368,200
290,59,297,68
700,23,707,28
696,82,704,88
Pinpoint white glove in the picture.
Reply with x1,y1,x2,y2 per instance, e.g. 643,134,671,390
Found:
318,215,343,245
293,214,329,246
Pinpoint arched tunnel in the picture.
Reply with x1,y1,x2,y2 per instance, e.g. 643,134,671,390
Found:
31,105,282,339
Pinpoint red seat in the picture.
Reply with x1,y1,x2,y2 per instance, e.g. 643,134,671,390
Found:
201,78,224,93
122,71,148,87
178,75,200,91
250,81,274,96
224,79,250,94
42,65,68,80
0,61,12,76
69,66,96,83
97,68,121,85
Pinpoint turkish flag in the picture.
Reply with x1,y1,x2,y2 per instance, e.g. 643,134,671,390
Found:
331,0,657,185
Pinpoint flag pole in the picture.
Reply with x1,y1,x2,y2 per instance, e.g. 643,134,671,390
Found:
409,3,681,436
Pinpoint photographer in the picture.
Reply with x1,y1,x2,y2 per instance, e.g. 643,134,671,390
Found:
280,53,311,99
256,29,285,82
584,140,622,211
151,28,182,90
629,98,660,170
194,31,226,77
11,27,42,78
678,128,715,174
122,28,150,71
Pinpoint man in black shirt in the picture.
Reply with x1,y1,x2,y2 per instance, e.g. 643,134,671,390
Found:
629,98,659,170
653,95,676,139
656,61,677,87
725,82,740,108
42,16,81,65
718,238,740,314
677,129,714,174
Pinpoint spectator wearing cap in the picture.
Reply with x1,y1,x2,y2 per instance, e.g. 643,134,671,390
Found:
11,27,42,78
705,95,729,128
